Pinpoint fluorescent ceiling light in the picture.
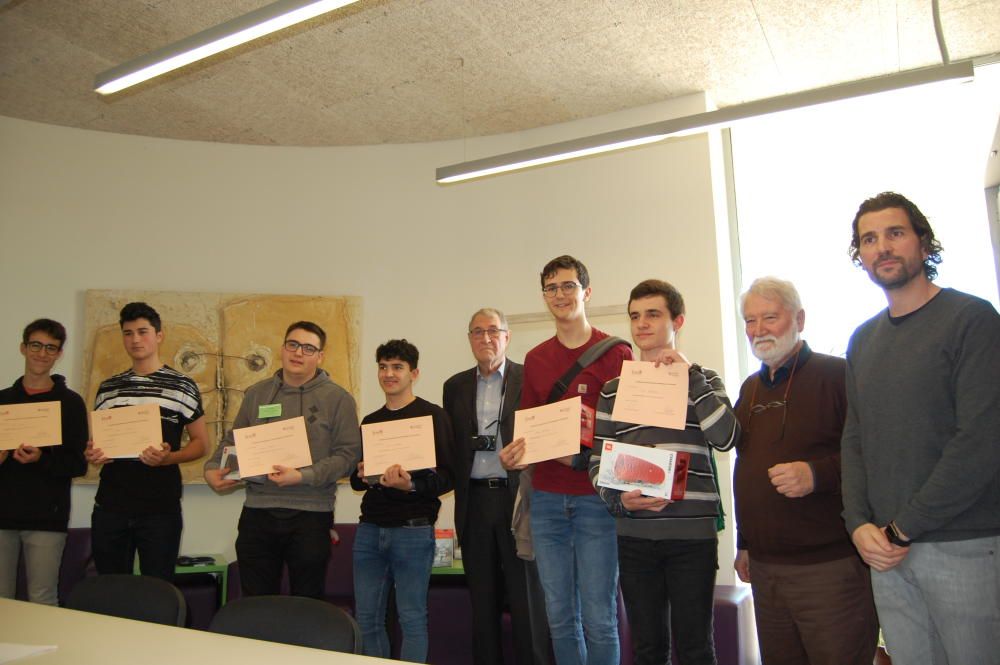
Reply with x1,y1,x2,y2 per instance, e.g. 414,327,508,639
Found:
436,62,974,184
95,0,360,95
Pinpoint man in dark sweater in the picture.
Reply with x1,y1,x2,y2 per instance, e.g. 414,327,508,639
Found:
842,192,1000,664
733,277,876,665
351,339,455,663
0,319,88,605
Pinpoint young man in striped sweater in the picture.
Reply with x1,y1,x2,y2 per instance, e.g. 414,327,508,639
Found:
589,279,739,665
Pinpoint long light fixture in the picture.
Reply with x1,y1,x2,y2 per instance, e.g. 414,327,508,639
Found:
94,0,360,95
436,62,974,184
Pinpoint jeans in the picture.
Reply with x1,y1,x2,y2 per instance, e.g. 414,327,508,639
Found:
872,535,1000,665
353,522,435,663
91,505,182,582
531,490,619,665
235,507,332,598
0,530,67,605
618,536,718,665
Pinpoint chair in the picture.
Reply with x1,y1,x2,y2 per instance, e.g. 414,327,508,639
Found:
64,574,187,627
209,595,362,653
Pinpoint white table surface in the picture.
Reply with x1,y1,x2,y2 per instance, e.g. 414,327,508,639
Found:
0,598,385,664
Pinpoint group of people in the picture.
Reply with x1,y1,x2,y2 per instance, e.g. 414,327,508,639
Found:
1,190,997,665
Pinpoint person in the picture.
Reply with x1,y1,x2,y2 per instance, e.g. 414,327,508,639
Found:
589,279,737,665
85,302,208,581
501,255,632,665
841,191,1000,664
0,319,88,604
443,308,550,665
732,277,877,665
350,339,455,663
204,321,361,598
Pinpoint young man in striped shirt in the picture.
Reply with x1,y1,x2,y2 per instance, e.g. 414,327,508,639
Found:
589,279,739,665
85,302,207,581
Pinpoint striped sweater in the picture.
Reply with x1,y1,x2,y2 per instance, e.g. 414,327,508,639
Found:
589,364,739,540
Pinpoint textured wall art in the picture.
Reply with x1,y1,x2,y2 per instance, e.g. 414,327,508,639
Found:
80,290,361,484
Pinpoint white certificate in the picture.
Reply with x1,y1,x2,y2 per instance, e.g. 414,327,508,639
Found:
361,415,436,476
0,401,62,450
611,360,689,430
513,396,582,465
233,416,313,478
90,404,162,459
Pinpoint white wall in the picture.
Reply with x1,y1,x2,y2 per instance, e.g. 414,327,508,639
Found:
0,94,739,581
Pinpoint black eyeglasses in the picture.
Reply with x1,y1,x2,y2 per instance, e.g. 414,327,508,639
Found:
468,327,508,339
283,340,321,356
25,341,61,355
541,282,581,298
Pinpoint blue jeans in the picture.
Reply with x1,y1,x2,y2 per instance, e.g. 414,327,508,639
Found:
872,535,1000,665
531,490,620,665
352,522,435,663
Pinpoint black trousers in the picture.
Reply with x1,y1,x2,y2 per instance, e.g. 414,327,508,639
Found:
235,506,332,599
91,504,182,582
462,484,550,665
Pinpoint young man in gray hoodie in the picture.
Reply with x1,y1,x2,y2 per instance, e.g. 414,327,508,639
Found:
205,321,361,598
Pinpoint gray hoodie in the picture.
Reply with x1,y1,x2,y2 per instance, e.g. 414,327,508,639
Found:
206,369,361,512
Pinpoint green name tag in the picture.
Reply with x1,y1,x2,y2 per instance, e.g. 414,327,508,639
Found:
258,403,282,418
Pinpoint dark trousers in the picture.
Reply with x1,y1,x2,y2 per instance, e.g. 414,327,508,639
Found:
91,504,182,582
618,536,718,665
462,484,549,665
235,506,332,599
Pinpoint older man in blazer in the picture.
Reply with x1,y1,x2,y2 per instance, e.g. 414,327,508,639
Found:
443,307,549,665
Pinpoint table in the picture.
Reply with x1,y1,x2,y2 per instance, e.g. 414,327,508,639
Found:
174,553,229,606
0,598,385,664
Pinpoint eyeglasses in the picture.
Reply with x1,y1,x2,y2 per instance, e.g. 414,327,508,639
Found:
750,400,787,414
468,327,508,339
25,341,61,355
541,282,582,298
283,340,321,356
746,349,801,442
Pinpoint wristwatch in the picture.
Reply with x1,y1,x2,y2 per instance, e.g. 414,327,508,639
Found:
885,521,912,547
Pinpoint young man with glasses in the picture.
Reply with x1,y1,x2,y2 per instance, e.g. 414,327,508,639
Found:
501,255,632,665
443,308,550,665
204,321,361,598
589,279,738,665
86,302,208,582
0,319,88,604
350,339,455,662
732,277,876,665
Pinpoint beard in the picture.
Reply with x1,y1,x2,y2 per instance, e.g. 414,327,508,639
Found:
751,326,799,365
866,253,924,290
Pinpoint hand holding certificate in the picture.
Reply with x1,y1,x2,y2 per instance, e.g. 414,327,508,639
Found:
611,360,689,430
233,416,313,478
361,415,436,477
512,396,582,465
0,401,62,450
90,404,162,459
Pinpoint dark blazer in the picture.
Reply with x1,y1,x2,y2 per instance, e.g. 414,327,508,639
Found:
442,359,523,545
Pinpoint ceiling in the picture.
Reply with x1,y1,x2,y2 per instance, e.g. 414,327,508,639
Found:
1,0,998,147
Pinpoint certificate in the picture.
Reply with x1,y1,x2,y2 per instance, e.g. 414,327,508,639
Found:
90,404,162,459
361,415,436,476
233,416,313,478
596,440,690,500
611,360,689,430
513,396,582,465
0,401,62,450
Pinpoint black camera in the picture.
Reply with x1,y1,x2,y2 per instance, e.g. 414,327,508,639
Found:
470,435,497,451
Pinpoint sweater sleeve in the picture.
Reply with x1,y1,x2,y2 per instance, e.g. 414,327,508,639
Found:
840,341,872,534
894,300,1000,539
42,391,88,478
690,367,740,452
203,387,254,471
299,393,362,487
590,379,626,517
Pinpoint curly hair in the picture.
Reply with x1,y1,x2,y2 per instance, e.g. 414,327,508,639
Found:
849,192,943,280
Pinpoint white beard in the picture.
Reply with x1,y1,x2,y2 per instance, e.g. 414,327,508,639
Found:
751,327,799,365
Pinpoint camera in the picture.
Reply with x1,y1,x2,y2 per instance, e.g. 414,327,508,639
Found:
470,435,497,451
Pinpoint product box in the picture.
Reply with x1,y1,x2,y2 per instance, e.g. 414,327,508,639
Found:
596,441,689,500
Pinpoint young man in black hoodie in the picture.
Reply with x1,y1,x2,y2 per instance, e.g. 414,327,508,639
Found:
0,319,88,604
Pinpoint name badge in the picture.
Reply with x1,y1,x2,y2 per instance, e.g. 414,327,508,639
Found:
258,403,282,418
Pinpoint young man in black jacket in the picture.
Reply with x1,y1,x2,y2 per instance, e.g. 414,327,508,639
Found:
0,319,88,605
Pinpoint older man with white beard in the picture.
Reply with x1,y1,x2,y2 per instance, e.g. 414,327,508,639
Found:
731,277,877,665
